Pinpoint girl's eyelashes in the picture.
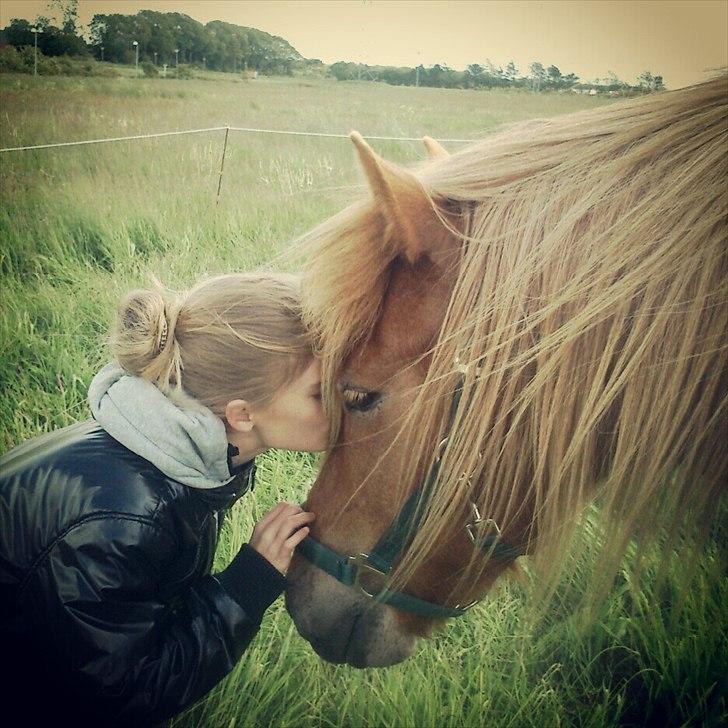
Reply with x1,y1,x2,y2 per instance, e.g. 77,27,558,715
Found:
341,388,382,413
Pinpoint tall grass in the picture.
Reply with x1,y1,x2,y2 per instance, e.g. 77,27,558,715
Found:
1,72,725,726
174,476,726,728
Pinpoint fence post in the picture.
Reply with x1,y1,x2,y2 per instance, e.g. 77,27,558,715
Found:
216,125,230,207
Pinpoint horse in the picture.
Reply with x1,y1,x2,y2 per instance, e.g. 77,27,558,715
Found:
285,76,728,668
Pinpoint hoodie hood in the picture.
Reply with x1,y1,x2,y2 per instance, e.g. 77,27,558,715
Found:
88,362,235,490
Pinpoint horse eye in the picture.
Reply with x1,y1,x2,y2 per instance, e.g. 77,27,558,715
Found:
342,388,381,413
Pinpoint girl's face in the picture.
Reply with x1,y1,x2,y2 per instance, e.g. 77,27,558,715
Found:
250,358,329,452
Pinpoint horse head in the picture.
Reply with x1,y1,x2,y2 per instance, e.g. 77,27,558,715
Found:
285,132,528,666
286,77,727,667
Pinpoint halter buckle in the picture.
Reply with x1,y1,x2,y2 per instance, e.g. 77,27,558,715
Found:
348,553,389,598
465,502,502,545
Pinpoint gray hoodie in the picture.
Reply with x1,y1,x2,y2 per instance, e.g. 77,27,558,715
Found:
88,362,236,490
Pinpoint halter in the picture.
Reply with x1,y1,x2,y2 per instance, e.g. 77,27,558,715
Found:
297,371,522,620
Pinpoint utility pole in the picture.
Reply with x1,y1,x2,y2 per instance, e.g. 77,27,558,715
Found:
132,40,139,76
32,27,41,76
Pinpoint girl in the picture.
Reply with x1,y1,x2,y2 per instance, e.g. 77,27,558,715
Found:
0,272,327,726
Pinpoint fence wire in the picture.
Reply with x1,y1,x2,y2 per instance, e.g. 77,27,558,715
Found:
0,125,475,154
0,125,477,206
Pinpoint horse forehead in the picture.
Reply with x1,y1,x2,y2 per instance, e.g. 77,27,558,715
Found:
341,297,441,389
344,335,427,388
368,260,450,368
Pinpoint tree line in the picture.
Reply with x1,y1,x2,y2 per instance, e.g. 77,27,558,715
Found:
329,60,664,93
0,4,665,92
0,8,302,76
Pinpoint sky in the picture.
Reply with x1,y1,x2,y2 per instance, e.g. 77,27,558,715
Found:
1,0,726,88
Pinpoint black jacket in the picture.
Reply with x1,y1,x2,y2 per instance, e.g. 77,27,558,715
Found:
0,420,286,726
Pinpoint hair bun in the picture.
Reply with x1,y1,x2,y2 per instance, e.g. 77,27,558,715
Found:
112,287,181,387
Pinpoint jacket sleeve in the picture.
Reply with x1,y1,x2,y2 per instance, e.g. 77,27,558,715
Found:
19,514,286,725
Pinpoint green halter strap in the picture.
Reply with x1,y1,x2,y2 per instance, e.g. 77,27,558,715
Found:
296,377,522,619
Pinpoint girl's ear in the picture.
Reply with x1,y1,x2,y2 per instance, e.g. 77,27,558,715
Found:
225,399,255,433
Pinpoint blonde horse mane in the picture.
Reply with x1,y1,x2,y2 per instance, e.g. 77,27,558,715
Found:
300,75,728,603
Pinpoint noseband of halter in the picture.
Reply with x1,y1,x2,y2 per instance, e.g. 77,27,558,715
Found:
296,372,522,620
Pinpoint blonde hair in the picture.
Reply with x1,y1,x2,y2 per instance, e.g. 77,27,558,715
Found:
112,272,312,414
300,75,727,603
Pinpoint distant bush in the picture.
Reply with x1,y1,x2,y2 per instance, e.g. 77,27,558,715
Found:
0,45,25,72
141,61,158,78
0,45,119,77
175,65,194,80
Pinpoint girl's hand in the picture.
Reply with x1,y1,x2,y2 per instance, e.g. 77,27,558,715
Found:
249,502,315,575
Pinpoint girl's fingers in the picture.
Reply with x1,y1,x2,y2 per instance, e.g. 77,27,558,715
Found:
285,526,310,550
274,511,315,541
270,503,302,522
256,502,297,530
255,501,288,529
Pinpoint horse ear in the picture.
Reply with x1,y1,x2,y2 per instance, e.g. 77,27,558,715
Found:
350,131,437,264
422,136,450,159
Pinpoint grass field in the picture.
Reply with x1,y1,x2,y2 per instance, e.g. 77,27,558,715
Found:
1,72,725,727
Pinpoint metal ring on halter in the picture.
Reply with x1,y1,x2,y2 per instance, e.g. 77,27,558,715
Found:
465,501,503,545
453,597,479,611
454,350,483,377
434,437,451,462
348,552,389,598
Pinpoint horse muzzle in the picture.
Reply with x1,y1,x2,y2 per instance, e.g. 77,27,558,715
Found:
285,554,417,667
